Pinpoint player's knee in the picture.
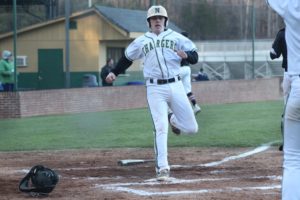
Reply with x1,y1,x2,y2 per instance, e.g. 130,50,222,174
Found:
186,124,198,135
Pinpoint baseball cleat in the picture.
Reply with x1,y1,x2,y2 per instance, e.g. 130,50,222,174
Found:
168,113,181,135
156,169,170,181
193,104,201,115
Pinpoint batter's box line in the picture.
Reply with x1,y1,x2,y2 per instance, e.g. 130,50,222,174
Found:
95,175,281,196
171,141,278,169
100,185,281,196
95,175,281,187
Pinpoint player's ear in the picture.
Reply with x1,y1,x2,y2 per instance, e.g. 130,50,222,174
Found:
165,18,168,27
147,19,151,28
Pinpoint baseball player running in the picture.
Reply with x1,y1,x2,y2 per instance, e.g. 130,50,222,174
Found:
267,1,300,200
180,31,201,115
106,5,199,181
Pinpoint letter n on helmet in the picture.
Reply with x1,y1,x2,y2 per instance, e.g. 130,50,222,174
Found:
147,5,168,27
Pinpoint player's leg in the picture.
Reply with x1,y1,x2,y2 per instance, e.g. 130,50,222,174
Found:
282,76,300,200
180,66,192,94
282,73,292,104
187,92,201,114
180,66,201,114
168,81,198,134
280,74,292,151
146,85,170,178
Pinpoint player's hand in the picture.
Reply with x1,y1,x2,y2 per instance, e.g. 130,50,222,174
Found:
176,50,188,59
105,72,116,83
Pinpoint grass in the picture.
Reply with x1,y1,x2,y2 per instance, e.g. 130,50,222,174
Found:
0,100,284,151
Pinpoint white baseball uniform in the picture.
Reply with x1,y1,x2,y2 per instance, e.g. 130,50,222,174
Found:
124,28,199,173
180,66,192,94
267,1,300,200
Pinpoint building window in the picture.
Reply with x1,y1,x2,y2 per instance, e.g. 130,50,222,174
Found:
107,47,126,73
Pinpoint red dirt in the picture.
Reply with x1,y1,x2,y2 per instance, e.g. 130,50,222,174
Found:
0,147,282,200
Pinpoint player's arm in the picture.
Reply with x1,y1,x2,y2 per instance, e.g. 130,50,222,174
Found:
266,0,288,17
106,54,133,83
270,30,284,60
106,38,143,83
185,51,198,64
178,35,199,64
177,50,198,65
112,54,133,76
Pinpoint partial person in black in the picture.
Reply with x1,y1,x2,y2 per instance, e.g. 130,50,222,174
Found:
270,27,288,152
179,31,201,115
195,68,209,81
100,58,114,86
270,28,287,72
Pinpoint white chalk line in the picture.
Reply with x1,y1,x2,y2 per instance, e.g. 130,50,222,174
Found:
96,175,281,188
96,176,281,196
95,142,281,196
172,141,276,169
100,184,281,196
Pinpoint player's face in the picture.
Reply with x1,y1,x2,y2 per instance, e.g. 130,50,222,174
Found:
149,16,165,35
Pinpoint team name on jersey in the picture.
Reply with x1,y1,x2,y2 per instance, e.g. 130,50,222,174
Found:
142,39,177,55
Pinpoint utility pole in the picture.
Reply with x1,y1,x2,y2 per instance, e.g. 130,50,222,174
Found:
88,0,92,8
251,3,256,79
13,0,18,91
65,0,70,88
245,0,250,39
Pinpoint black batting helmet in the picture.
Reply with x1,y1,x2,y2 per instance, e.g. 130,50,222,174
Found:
19,165,59,197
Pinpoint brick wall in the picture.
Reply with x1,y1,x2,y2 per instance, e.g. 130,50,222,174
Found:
0,78,282,119
192,78,283,104
0,92,21,119
18,86,147,118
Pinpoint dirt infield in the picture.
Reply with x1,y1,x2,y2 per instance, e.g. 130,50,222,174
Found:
0,146,282,200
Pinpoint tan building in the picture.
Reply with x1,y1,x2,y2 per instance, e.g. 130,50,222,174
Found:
0,5,181,89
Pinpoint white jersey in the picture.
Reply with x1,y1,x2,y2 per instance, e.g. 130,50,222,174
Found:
124,29,197,79
267,0,300,75
267,1,300,200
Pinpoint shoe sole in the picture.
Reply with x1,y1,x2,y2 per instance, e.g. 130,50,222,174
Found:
171,126,181,135
157,176,169,181
194,109,201,115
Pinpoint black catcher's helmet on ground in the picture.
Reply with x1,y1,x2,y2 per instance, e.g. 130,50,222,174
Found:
19,165,59,197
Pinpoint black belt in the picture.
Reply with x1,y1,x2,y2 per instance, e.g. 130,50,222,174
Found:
149,76,181,85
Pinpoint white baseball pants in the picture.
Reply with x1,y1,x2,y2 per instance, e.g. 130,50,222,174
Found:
146,80,198,172
180,66,192,94
282,75,300,200
282,72,292,104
